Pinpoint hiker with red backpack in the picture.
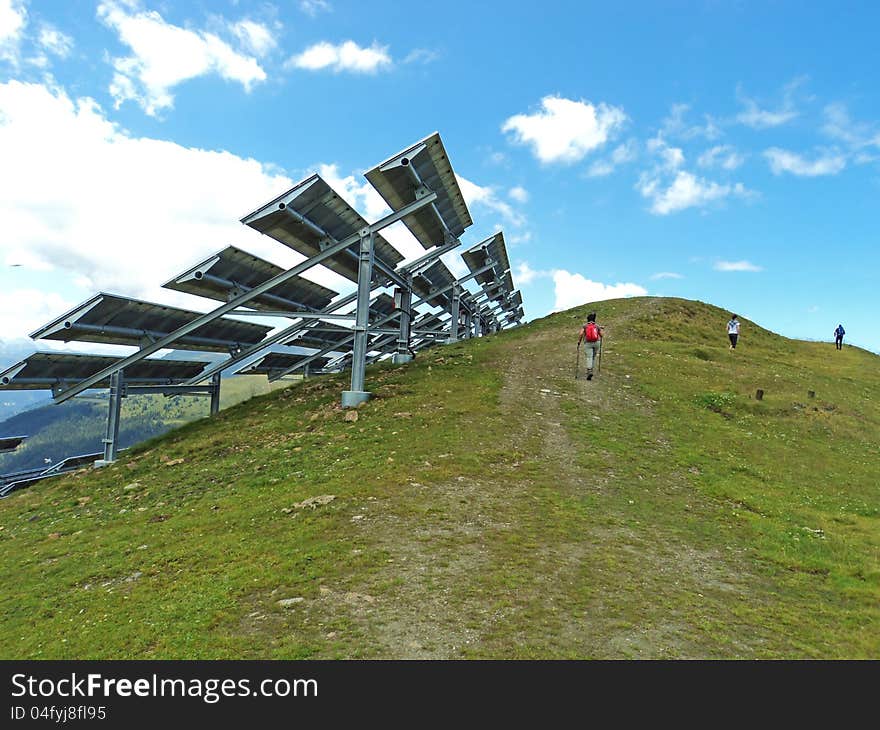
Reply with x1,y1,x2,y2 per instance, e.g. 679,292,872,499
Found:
577,312,604,380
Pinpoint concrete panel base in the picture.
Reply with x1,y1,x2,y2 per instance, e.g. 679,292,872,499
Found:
341,390,371,409
391,353,413,364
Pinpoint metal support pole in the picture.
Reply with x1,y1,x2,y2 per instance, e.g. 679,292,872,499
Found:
96,369,124,466
209,372,221,416
342,231,375,408
448,284,461,344
464,309,473,339
392,274,414,364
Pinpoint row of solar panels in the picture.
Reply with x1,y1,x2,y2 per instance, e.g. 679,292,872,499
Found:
0,132,523,396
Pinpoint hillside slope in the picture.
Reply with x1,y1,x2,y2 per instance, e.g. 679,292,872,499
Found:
1,296,877,659
0,375,288,474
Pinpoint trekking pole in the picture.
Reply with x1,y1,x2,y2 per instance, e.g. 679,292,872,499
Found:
575,341,581,379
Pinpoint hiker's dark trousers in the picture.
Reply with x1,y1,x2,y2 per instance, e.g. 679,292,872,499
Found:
836,336,843,350
728,333,738,349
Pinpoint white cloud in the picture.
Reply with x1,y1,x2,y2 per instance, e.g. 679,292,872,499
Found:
0,289,74,341
514,262,548,285
638,170,749,215
507,231,532,245
552,270,646,312
764,147,846,176
698,144,745,170
646,135,684,170
299,0,332,17
714,260,763,272
230,19,277,57
650,272,683,280
822,103,880,163
508,186,529,203
37,24,73,58
736,78,805,129
97,0,266,117
403,48,439,65
457,175,526,228
587,139,638,177
662,103,721,140
0,80,356,340
502,95,627,164
0,0,27,63
586,160,614,178
287,40,391,73
736,100,797,129
822,103,863,146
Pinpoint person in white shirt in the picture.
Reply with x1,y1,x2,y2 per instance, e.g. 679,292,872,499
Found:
727,314,740,349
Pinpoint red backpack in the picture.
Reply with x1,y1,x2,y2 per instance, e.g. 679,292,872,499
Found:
583,322,600,342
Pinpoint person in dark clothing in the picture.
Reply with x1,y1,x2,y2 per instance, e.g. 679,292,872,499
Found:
834,324,845,350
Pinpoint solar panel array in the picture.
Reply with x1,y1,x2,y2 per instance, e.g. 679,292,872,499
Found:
2,131,524,482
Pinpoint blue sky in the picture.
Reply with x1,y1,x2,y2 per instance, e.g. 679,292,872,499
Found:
0,0,878,359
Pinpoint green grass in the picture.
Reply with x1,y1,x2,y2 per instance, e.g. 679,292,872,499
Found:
1,296,877,659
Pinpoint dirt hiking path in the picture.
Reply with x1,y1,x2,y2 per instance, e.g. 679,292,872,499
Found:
309,304,771,658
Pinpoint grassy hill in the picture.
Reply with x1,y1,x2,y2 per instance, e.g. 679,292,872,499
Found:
0,296,877,659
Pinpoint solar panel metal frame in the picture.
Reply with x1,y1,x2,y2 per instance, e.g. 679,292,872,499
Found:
236,352,331,377
30,293,271,352
240,175,403,283
164,245,338,313
461,232,511,286
482,270,514,303
412,260,456,308
364,132,473,249
173,236,463,389
285,321,353,350
0,352,208,391
370,293,398,321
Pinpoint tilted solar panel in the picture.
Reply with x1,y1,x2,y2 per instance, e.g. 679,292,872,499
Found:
411,312,447,337
365,132,473,249
461,232,511,286
411,260,456,308
480,270,515,304
240,175,403,283
164,245,338,313
30,294,271,353
370,293,398,320
0,352,207,391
